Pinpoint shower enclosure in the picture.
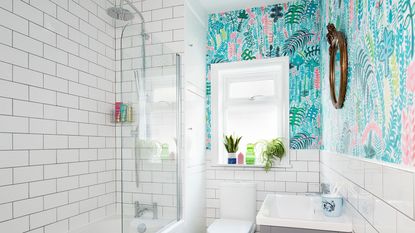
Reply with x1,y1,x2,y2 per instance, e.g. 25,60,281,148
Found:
111,1,183,232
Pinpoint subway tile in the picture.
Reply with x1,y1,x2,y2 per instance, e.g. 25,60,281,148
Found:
30,179,57,197
13,134,43,150
0,151,29,168
13,0,43,25
383,166,414,218
0,168,12,186
57,35,79,55
29,54,56,75
152,8,173,21
0,61,13,81
30,0,57,17
0,216,29,233
30,118,57,134
44,74,69,92
373,199,397,233
0,78,29,101
57,176,79,192
30,209,57,229
13,197,43,217
29,150,56,165
57,149,79,163
44,14,68,37
30,87,57,105
0,203,12,222
0,0,12,11
14,165,43,183
14,100,43,118
397,211,415,233
13,31,43,56
0,133,12,150
44,192,68,209
0,183,28,204
44,105,68,121
57,121,78,135
29,22,56,46
44,44,68,65
44,163,68,179
44,135,69,149
57,202,79,220
0,7,28,35
45,219,69,233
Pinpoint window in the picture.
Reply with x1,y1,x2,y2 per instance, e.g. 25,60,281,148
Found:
211,57,290,166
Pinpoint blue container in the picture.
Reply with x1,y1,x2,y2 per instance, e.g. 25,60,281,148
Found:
321,194,343,217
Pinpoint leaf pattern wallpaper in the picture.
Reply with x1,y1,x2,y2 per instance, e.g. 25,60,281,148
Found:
206,0,322,150
320,0,415,167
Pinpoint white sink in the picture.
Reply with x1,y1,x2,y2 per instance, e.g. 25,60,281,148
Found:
256,194,352,232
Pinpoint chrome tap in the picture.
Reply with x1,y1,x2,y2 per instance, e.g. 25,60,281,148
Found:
134,201,158,219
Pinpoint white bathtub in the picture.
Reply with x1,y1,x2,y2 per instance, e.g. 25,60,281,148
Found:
69,215,175,233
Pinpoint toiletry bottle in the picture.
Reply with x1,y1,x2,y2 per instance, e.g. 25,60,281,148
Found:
245,144,255,165
115,102,122,123
238,152,244,165
161,144,169,160
120,103,127,122
127,104,133,122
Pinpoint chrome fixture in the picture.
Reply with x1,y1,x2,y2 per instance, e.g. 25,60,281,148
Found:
176,53,183,219
321,183,330,194
134,201,158,219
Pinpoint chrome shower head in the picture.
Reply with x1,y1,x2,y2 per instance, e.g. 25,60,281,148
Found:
107,7,134,21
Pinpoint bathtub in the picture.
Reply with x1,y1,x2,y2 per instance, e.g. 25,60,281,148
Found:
69,215,175,233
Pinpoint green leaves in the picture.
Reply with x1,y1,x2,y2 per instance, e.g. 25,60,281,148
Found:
241,49,256,60
282,30,313,56
223,135,242,153
290,106,306,128
285,3,306,26
290,133,315,149
261,138,286,172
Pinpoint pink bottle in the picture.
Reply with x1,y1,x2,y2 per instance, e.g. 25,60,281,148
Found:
238,152,244,165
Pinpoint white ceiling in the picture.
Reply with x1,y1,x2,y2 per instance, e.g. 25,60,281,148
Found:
198,0,289,13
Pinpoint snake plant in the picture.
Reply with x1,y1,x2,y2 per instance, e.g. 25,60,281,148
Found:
223,135,242,153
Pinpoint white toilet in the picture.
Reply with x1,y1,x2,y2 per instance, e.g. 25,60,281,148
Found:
207,182,256,233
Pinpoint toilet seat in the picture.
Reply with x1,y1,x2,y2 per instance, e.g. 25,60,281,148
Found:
207,219,255,233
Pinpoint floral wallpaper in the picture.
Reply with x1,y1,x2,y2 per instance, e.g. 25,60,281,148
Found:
206,0,322,149
320,0,415,167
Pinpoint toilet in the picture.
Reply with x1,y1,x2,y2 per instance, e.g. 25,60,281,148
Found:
207,182,256,233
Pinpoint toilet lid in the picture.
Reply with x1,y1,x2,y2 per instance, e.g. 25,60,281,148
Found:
208,219,254,233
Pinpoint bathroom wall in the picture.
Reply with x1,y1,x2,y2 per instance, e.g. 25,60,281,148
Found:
320,151,415,233
319,0,415,232
206,0,322,150
204,0,322,229
205,150,320,228
183,0,207,232
0,0,117,232
114,0,185,219
320,0,415,167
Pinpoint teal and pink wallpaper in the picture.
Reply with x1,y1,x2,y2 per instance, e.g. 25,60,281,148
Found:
320,0,415,167
206,0,322,149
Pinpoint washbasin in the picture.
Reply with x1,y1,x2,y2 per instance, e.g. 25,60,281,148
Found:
256,194,352,232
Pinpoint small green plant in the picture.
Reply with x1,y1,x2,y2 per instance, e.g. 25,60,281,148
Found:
223,135,242,153
261,138,286,172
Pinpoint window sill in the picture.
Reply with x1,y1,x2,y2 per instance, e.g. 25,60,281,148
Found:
211,163,292,169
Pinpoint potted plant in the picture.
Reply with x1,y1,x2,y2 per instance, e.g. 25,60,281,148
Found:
223,135,242,164
260,138,286,172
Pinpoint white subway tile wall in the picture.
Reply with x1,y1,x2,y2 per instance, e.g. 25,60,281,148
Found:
320,151,415,233
205,149,321,228
0,0,117,232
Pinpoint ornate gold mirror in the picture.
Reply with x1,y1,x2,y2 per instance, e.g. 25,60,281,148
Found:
326,24,348,109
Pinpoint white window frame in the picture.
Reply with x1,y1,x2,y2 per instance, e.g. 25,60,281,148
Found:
211,57,290,166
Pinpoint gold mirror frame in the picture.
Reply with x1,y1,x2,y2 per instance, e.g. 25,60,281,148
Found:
326,24,348,109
